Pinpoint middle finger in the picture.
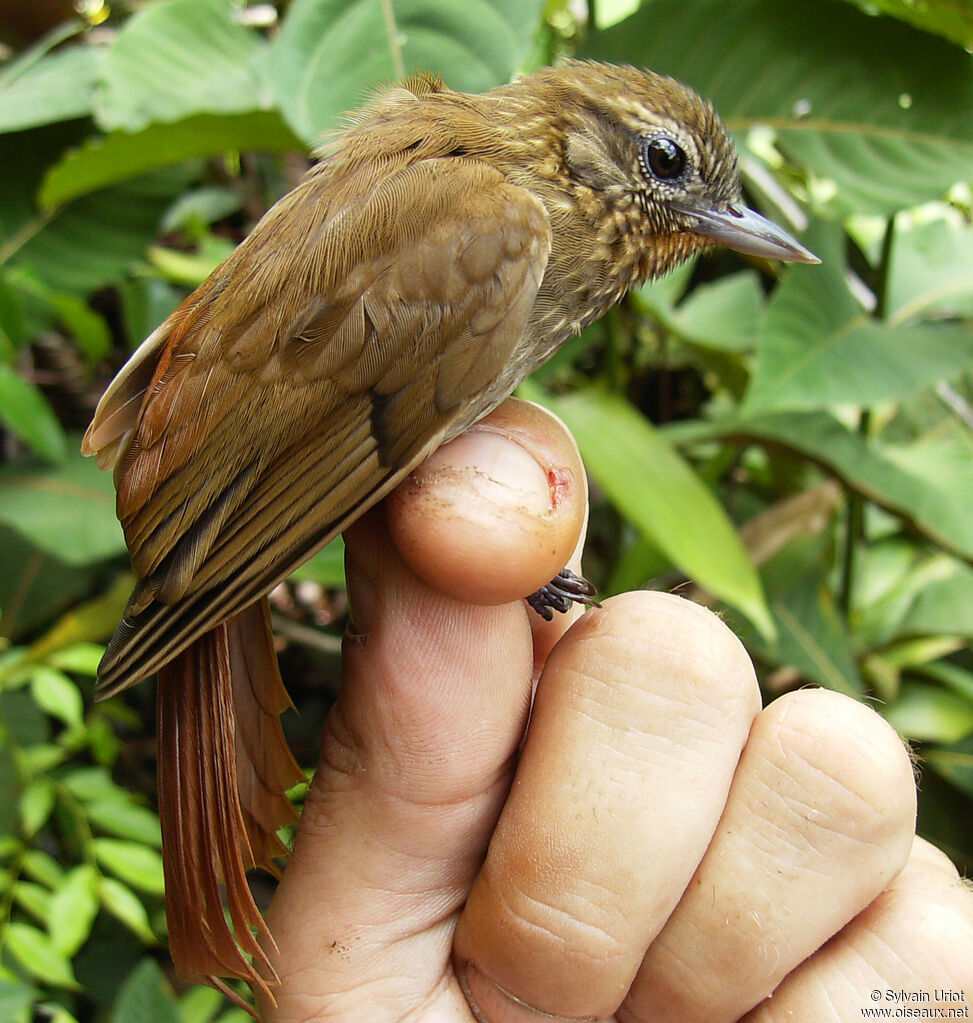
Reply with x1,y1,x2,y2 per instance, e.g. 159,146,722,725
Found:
453,591,762,1021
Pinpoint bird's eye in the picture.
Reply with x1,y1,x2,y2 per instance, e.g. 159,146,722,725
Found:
641,137,686,181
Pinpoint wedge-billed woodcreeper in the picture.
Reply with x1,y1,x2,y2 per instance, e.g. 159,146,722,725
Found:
82,59,818,1001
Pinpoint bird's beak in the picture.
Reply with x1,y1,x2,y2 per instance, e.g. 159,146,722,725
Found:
680,203,820,264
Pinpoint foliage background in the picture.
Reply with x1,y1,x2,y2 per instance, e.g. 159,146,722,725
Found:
0,0,971,1017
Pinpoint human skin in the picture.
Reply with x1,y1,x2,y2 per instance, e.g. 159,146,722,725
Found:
257,398,973,1022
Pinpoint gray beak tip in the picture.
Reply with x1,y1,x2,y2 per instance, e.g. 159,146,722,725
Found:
684,203,821,266
788,244,822,266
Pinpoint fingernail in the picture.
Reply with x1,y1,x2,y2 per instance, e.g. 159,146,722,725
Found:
459,961,600,1023
420,429,553,517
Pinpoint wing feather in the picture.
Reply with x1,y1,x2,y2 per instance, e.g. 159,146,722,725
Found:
87,156,552,694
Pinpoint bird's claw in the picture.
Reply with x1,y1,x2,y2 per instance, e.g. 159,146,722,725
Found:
526,568,601,621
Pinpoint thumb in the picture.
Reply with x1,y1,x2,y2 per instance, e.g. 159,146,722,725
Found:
258,398,589,1021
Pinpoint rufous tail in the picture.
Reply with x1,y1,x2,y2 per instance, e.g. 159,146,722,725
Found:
156,598,303,1009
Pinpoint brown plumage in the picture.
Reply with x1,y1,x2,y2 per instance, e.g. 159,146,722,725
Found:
82,60,817,1003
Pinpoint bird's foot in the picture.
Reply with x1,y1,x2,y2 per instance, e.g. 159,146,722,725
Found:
526,568,601,621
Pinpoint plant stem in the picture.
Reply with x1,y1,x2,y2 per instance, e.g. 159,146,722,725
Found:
380,0,405,81
838,409,870,622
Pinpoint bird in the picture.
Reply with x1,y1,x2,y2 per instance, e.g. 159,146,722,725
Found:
82,59,818,1005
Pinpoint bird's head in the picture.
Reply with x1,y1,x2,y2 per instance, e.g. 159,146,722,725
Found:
521,61,818,276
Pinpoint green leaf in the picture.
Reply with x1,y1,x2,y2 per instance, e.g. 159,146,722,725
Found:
5,923,78,988
34,1004,80,1023
534,384,775,639
40,111,303,207
120,277,181,349
725,412,973,562
147,236,236,287
604,533,672,596
0,365,67,463
61,766,118,802
20,849,64,889
0,978,39,1023
110,958,181,1023
212,1011,252,1023
917,661,973,704
0,835,23,857
584,0,973,217
95,0,268,133
48,865,99,957
885,683,973,743
744,225,973,414
161,186,242,234
898,561,973,639
29,666,84,727
831,0,973,49
924,736,973,798
13,274,113,365
86,799,162,848
10,167,193,293
0,120,193,295
853,546,957,648
18,745,64,776
178,986,225,1023
0,445,125,565
0,688,49,747
0,45,100,135
0,272,27,353
98,878,156,944
0,524,106,641
670,271,765,353
267,0,546,143
0,19,87,89
13,881,52,922
290,536,346,588
19,779,56,838
886,215,973,323
92,839,165,895
26,573,130,660
45,642,105,676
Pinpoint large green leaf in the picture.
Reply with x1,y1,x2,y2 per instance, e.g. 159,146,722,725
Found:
0,444,124,565
266,0,546,143
744,225,973,414
583,0,973,217
91,839,164,895
0,979,39,1022
9,167,192,293
39,110,303,207
95,0,269,132
668,271,765,353
722,412,973,562
0,45,101,135
886,215,973,323
0,365,67,463
529,383,775,639
5,923,77,989
48,865,99,958
885,683,973,743
0,123,188,294
761,535,863,697
0,525,105,641
830,0,973,48
109,959,180,1023
924,736,973,801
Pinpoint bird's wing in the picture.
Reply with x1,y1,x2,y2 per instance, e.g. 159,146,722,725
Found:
85,156,552,695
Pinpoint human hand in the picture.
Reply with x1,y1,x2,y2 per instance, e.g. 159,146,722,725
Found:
257,398,973,1022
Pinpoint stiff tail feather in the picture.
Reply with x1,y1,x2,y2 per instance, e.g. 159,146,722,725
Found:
156,597,303,1011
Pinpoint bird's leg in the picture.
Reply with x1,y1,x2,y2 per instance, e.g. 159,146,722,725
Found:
526,568,601,621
